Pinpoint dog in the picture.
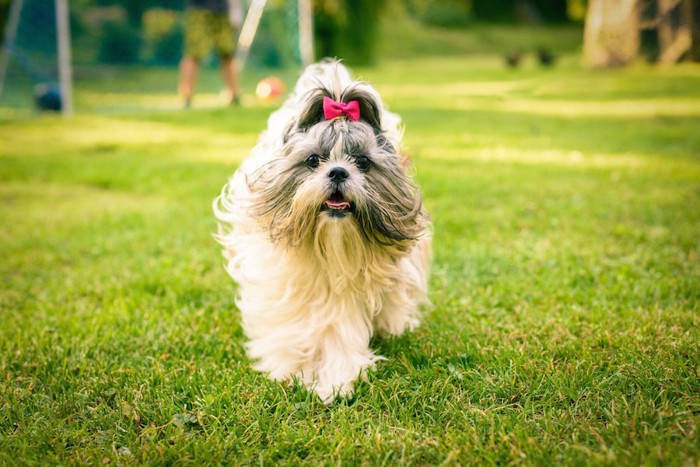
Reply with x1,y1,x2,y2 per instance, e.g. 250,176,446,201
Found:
214,60,431,403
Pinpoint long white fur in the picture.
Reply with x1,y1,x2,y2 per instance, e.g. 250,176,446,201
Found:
214,61,431,402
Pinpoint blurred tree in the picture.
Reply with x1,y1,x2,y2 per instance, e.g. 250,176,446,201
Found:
638,0,696,63
142,8,182,65
471,0,568,22
406,0,473,27
524,0,568,22
342,0,384,64
657,0,693,63
313,0,385,65
313,0,342,60
566,0,587,21
93,0,176,28
97,20,141,63
582,0,697,66
693,0,700,60
472,0,516,21
583,0,639,67
0,0,9,40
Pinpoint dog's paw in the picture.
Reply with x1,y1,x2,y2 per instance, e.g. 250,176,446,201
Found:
313,358,381,405
375,313,420,338
315,381,355,405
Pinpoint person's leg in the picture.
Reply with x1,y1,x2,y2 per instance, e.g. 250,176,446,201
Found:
212,12,239,105
180,8,210,108
179,56,199,108
219,55,240,105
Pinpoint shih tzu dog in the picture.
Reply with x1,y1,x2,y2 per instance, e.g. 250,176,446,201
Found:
214,60,431,403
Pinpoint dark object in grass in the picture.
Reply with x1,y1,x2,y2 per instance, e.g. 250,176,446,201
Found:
504,52,523,68
537,47,556,67
34,83,62,112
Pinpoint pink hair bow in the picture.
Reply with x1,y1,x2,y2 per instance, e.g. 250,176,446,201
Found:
323,96,360,122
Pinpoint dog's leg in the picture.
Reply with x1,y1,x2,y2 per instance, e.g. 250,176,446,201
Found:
312,312,379,403
374,238,431,337
373,292,421,338
247,338,306,381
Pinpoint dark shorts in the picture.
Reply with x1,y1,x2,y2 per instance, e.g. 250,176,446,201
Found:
184,8,235,59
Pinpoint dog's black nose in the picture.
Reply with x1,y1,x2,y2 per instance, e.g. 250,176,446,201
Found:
328,167,349,182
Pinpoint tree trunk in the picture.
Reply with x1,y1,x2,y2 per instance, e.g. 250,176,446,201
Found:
584,0,640,68
690,0,700,62
658,0,693,63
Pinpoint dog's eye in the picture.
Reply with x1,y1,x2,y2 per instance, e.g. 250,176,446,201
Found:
306,154,320,169
355,155,371,172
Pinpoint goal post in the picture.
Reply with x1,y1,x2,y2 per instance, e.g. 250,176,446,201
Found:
0,0,73,115
0,0,25,100
55,0,72,116
298,0,314,67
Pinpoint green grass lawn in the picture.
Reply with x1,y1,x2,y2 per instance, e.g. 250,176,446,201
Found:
1,52,699,464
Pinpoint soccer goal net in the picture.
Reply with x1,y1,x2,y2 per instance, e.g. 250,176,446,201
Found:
0,0,312,116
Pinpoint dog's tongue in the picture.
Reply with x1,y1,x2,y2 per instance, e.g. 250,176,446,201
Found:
325,199,351,209
325,191,351,210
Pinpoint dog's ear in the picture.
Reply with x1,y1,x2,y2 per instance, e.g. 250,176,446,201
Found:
340,85,383,132
295,88,329,132
282,87,328,143
342,85,399,154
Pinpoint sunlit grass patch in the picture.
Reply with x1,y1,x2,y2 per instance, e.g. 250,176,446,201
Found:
495,97,700,118
0,114,258,165
0,182,160,230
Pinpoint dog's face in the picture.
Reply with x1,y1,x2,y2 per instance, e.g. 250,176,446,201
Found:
248,84,426,254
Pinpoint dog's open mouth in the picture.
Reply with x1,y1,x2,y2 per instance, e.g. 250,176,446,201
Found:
323,191,354,216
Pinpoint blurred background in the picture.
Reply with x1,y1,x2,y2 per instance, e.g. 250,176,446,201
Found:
0,0,699,116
